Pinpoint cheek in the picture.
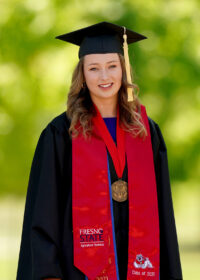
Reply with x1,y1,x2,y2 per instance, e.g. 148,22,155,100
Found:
113,67,122,79
118,68,123,80
115,69,122,85
84,71,98,86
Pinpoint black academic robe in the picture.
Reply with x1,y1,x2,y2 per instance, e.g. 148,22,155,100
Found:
16,112,183,280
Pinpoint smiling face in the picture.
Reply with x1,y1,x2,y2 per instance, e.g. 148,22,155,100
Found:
83,53,122,104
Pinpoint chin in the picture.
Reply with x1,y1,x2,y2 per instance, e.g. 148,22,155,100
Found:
89,87,119,101
98,89,119,98
98,93,118,99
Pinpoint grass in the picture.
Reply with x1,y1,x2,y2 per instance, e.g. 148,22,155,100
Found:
0,188,200,279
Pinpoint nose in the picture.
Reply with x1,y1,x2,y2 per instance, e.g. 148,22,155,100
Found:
100,68,109,80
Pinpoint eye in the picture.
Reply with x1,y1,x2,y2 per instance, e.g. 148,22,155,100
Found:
109,65,117,68
89,67,97,71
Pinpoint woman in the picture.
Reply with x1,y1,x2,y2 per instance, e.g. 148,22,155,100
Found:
16,22,183,280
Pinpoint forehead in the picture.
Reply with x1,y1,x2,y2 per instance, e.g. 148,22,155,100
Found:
83,53,120,65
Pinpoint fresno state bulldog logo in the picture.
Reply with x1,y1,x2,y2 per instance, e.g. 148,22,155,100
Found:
134,254,153,269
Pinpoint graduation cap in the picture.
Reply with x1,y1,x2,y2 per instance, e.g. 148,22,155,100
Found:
55,21,147,102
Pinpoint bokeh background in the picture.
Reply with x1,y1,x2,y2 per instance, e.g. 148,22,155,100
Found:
0,0,200,279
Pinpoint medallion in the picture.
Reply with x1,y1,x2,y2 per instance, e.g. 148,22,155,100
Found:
111,179,128,202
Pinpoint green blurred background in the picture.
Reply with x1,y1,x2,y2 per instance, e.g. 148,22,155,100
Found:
0,0,200,279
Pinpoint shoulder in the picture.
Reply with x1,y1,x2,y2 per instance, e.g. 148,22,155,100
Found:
140,104,166,152
147,116,167,156
34,112,72,161
147,117,160,157
35,112,72,149
44,111,71,135
148,116,159,142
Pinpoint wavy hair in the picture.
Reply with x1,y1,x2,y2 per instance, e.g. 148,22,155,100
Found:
66,53,147,139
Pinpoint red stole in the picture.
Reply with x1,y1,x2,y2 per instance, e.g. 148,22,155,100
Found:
72,104,160,280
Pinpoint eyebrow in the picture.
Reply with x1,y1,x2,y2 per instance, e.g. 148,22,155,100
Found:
88,60,119,66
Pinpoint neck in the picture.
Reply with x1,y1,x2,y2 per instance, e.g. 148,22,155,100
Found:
91,97,118,118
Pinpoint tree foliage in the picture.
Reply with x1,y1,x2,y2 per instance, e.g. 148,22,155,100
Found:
0,0,199,195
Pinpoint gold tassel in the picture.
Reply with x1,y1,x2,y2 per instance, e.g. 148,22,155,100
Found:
123,27,134,102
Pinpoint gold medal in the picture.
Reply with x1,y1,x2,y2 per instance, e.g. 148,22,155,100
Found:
111,179,128,202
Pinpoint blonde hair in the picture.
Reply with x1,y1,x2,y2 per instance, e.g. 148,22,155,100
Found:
66,53,147,139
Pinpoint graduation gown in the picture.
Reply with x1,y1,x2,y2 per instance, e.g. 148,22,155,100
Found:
16,111,183,280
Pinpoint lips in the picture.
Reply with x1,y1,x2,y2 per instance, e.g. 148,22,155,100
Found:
98,83,113,89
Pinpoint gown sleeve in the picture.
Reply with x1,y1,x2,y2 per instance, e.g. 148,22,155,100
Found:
16,123,64,280
148,117,183,280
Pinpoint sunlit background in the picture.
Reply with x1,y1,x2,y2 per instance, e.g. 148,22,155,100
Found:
0,0,200,279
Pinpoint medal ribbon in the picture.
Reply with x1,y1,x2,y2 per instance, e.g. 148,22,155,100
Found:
92,103,125,178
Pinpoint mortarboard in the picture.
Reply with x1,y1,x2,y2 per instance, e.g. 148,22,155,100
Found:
55,21,147,102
